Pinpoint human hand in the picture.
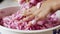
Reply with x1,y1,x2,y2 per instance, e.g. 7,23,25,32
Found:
20,0,60,26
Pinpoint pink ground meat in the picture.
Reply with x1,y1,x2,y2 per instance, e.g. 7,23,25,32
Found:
2,11,60,30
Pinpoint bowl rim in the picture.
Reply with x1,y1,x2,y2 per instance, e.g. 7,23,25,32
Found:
0,6,60,33
0,25,60,33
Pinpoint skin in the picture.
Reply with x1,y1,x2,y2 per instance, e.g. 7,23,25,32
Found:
19,1,44,22
20,0,60,26
34,0,60,21
20,0,52,21
23,6,39,16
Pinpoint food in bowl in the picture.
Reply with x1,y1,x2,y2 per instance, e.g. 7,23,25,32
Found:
2,12,60,30
0,0,60,30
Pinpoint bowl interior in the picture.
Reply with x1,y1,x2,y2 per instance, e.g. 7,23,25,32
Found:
0,6,60,33
0,6,19,18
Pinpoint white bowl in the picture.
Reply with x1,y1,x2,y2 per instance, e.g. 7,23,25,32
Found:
0,6,60,34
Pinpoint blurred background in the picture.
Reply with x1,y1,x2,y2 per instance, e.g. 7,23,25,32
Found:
0,0,19,8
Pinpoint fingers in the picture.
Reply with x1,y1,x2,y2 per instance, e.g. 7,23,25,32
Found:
18,0,51,26
19,8,41,22
21,6,41,22
24,0,60,17
35,2,52,20
23,15,35,21
19,0,60,27
18,1,44,23
27,8,52,26
19,15,35,23
34,0,60,21
35,7,51,21
22,1,42,16
18,0,43,17
18,1,42,23
19,5,41,22
28,0,60,26
23,6,38,16
27,1,52,25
